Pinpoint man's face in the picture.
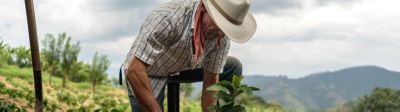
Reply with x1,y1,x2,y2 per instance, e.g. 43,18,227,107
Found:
201,11,225,40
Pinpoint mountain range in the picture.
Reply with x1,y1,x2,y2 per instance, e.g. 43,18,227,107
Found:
192,65,400,111
242,66,400,111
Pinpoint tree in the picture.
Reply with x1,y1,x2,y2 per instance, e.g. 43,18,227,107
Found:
352,87,400,112
69,61,89,82
0,39,12,67
42,34,65,85
9,46,31,68
88,52,110,93
59,33,81,88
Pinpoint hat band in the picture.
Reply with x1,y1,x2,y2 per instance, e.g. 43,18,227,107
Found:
210,0,243,25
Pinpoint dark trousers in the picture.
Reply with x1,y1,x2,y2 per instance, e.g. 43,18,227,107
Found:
126,56,242,112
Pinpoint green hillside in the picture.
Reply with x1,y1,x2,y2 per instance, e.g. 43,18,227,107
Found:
242,66,400,111
0,65,282,111
0,65,130,111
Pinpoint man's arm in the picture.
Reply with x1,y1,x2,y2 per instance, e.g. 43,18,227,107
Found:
126,57,161,112
201,70,219,112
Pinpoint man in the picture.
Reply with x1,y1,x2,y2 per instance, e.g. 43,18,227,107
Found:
122,0,256,111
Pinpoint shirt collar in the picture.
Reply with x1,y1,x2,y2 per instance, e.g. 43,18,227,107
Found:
191,0,201,30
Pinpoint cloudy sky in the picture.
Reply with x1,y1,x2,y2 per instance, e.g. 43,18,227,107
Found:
1,0,400,78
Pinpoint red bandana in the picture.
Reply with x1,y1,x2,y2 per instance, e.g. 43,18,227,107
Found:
193,2,205,62
193,2,223,63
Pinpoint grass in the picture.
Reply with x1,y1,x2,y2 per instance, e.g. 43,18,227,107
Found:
0,65,130,111
0,65,280,111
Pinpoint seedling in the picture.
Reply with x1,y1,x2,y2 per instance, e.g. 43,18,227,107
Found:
207,75,259,112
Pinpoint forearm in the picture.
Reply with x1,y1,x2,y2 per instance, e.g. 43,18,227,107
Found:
126,58,161,112
201,71,219,112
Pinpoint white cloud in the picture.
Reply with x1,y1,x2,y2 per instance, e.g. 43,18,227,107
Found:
82,36,136,77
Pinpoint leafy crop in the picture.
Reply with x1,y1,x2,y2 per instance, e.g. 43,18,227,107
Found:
207,75,259,112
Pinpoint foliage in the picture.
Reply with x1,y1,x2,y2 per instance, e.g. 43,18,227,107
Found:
352,87,400,112
0,64,282,111
0,65,130,111
42,33,65,85
237,93,284,111
0,39,12,67
57,91,78,106
241,66,400,111
69,61,90,82
8,46,32,68
60,33,81,88
1,36,280,111
88,52,110,93
206,75,260,112
42,32,83,87
0,100,27,112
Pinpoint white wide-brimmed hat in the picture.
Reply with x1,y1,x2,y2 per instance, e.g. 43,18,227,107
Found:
202,0,257,44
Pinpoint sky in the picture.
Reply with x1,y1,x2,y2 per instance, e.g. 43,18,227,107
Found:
1,0,400,78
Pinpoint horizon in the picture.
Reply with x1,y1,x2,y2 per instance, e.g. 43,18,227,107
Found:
1,0,400,78
244,65,400,79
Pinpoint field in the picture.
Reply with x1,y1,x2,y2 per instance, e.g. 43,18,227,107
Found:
0,65,280,112
0,65,130,111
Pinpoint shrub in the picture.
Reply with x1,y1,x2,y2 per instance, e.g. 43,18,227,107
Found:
0,100,26,112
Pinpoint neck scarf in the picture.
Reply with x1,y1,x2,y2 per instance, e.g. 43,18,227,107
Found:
193,2,223,63
193,2,205,62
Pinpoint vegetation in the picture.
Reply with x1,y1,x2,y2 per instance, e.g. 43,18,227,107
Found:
1,34,127,111
0,38,31,68
0,39,11,67
207,75,284,112
0,65,130,111
5,34,399,111
60,33,81,88
88,52,111,93
0,35,279,111
352,87,400,112
243,66,400,111
42,33,64,85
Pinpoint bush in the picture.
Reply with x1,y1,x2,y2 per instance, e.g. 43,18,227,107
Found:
0,39,12,67
0,100,26,112
353,87,400,112
57,91,78,106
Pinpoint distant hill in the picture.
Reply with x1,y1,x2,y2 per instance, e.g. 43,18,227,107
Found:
242,66,400,111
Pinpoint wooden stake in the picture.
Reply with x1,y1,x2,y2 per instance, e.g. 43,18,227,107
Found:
24,0,43,111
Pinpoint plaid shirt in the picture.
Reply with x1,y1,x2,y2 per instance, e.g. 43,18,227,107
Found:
123,0,230,97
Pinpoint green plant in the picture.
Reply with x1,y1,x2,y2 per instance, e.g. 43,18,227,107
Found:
88,52,110,93
0,100,27,112
207,75,259,112
0,39,12,67
57,91,78,106
352,87,400,112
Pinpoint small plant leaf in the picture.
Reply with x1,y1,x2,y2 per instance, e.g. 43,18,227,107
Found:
218,80,234,94
232,75,243,88
209,75,261,111
215,91,232,101
233,105,246,112
249,86,260,91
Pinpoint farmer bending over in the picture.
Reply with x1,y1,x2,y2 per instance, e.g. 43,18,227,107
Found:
122,0,256,111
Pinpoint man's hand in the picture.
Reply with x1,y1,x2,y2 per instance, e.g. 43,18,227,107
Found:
126,57,162,112
201,70,219,112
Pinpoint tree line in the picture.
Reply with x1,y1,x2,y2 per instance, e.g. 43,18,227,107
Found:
0,32,110,93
